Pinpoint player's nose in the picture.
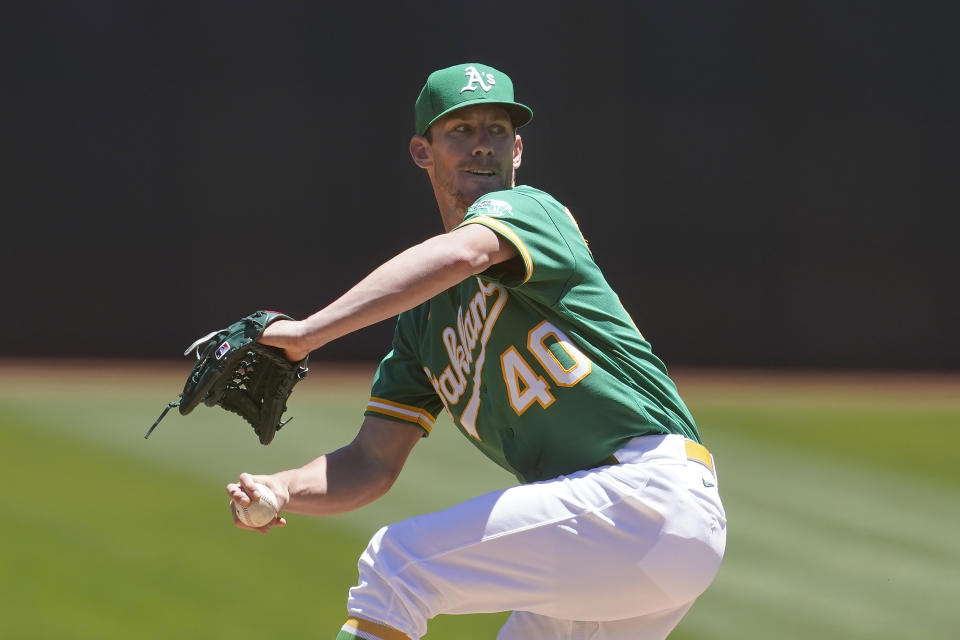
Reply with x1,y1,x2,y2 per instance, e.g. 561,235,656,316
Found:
471,132,495,156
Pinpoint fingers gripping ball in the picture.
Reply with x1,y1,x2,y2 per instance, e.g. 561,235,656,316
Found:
232,483,280,528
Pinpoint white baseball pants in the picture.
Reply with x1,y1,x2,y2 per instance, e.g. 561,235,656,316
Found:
345,434,726,640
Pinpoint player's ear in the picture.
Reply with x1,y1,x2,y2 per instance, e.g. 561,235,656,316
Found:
512,133,523,171
409,135,433,169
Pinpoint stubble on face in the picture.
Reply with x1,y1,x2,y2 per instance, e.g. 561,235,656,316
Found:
433,157,513,214
424,105,519,218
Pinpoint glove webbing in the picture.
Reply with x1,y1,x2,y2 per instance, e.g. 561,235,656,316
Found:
217,349,296,431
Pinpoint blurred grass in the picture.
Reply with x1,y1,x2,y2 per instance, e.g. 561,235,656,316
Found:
1,362,958,639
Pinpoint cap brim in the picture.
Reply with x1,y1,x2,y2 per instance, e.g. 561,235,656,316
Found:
422,100,533,135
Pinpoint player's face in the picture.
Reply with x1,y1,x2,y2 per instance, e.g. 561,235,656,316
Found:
414,104,523,216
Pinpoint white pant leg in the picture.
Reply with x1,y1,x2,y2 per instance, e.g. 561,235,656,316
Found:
346,435,726,640
497,603,694,640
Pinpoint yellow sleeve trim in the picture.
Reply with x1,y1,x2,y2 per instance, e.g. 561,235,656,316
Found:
460,216,533,284
366,397,435,433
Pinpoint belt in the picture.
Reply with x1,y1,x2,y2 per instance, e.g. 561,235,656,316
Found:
684,440,716,475
603,437,716,476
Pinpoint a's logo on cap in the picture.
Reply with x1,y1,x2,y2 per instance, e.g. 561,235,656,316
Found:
460,66,496,93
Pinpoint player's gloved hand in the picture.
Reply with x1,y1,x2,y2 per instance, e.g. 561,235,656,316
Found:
144,311,309,445
259,318,312,363
226,472,289,534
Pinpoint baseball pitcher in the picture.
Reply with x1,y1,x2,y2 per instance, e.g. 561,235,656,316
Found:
226,63,726,640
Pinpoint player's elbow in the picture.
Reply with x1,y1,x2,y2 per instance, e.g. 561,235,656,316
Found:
444,224,515,275
353,455,407,507
453,244,496,275
418,233,490,279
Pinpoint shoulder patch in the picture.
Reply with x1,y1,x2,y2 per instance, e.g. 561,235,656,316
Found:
468,198,513,218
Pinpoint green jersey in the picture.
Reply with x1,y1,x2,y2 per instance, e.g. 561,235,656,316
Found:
365,186,699,483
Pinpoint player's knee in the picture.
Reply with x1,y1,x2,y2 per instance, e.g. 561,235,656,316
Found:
351,525,436,639
357,524,421,589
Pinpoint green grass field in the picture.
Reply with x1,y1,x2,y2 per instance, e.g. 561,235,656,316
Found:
2,362,958,639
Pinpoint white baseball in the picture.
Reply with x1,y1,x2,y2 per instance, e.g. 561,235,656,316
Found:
233,482,280,528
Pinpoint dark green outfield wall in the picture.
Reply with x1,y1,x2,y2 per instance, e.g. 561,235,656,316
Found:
4,1,957,368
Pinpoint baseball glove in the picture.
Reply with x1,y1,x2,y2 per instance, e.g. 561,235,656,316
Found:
145,310,309,444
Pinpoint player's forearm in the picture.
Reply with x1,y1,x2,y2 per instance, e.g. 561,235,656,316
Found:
264,233,490,359
312,236,477,339
273,447,395,516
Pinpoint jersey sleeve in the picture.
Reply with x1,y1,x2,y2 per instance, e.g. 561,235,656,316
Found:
456,188,582,304
364,309,445,435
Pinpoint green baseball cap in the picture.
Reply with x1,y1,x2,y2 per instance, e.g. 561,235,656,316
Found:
414,63,534,136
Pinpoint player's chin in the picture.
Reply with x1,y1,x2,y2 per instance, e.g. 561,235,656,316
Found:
459,177,508,202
